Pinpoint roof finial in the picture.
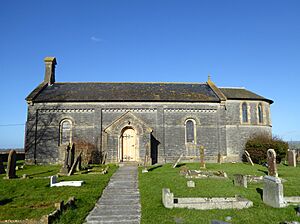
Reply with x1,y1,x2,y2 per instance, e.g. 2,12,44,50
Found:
208,74,211,81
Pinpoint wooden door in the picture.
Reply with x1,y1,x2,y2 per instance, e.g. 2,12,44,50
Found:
122,128,136,161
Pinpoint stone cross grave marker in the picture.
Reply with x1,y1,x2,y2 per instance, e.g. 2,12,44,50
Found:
6,150,17,179
200,146,206,169
0,157,5,174
244,150,254,166
233,174,247,188
287,149,296,167
267,149,278,177
172,153,184,168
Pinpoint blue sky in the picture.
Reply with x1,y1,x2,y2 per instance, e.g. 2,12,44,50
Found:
0,1,300,148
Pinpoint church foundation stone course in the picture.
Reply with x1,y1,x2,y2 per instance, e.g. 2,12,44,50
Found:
24,57,273,165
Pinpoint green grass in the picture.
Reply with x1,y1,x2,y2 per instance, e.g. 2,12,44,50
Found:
0,161,117,224
139,163,300,224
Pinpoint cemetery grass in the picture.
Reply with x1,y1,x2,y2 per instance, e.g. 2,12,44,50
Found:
0,161,117,224
139,162,300,224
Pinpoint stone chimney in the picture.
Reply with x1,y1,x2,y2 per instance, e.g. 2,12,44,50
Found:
44,57,57,85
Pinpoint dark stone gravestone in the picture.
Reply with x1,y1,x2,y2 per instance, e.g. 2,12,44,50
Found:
6,150,17,179
60,144,71,175
68,151,82,176
267,149,278,177
234,174,247,188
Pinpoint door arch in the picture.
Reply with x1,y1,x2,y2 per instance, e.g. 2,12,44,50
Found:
121,128,137,161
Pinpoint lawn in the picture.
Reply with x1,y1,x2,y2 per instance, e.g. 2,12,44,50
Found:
0,161,117,224
139,162,300,224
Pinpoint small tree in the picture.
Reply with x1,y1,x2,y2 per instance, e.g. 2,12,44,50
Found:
244,134,288,164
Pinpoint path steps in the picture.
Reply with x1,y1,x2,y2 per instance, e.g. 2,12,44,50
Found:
85,165,141,224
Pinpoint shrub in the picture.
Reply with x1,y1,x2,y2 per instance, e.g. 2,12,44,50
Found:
244,134,288,164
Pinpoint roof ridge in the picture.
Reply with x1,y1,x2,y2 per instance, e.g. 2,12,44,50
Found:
54,81,207,85
219,87,246,89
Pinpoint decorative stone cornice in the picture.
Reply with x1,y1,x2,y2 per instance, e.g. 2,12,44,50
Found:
39,109,94,113
164,108,216,113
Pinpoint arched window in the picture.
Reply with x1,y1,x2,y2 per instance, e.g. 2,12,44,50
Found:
60,119,72,145
242,102,248,123
186,119,196,143
258,103,263,124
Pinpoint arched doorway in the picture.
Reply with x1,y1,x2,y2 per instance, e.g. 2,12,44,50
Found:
121,128,137,161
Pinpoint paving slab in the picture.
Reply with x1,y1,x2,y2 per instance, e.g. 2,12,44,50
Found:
85,165,141,224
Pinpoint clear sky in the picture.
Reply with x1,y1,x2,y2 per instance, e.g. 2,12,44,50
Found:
0,0,300,148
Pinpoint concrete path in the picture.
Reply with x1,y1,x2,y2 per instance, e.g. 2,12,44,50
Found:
85,165,141,224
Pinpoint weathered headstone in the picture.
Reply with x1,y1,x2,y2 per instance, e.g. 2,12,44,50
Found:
187,180,195,188
162,188,174,208
199,146,206,169
50,175,58,187
287,149,296,167
0,157,5,174
76,153,82,172
6,150,17,179
233,174,247,188
217,152,222,164
244,150,254,166
172,153,184,168
68,143,75,167
68,151,82,176
142,144,151,172
59,144,71,175
263,175,287,208
267,149,278,177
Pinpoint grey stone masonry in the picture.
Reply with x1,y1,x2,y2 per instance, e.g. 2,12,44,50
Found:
85,165,141,224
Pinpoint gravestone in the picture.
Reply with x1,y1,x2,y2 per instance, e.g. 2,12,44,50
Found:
217,152,222,164
244,150,254,166
0,157,5,174
143,144,151,172
287,150,296,167
162,188,174,208
6,150,17,179
187,180,195,188
172,153,184,168
234,174,247,188
263,175,287,208
200,146,206,169
267,149,278,177
68,151,82,176
60,144,72,175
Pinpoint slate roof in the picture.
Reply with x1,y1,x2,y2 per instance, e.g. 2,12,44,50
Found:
220,88,273,103
28,82,220,102
26,82,273,104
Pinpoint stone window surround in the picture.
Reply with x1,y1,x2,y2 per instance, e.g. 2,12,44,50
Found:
240,102,251,125
59,118,73,146
185,118,197,144
257,103,265,125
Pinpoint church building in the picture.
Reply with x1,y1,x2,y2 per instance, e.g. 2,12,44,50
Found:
25,57,273,164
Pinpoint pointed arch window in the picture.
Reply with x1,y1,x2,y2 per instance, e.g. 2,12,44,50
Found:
60,119,72,145
242,102,248,123
258,103,263,124
185,119,196,143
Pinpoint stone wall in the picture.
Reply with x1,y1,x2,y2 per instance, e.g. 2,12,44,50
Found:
25,100,272,164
